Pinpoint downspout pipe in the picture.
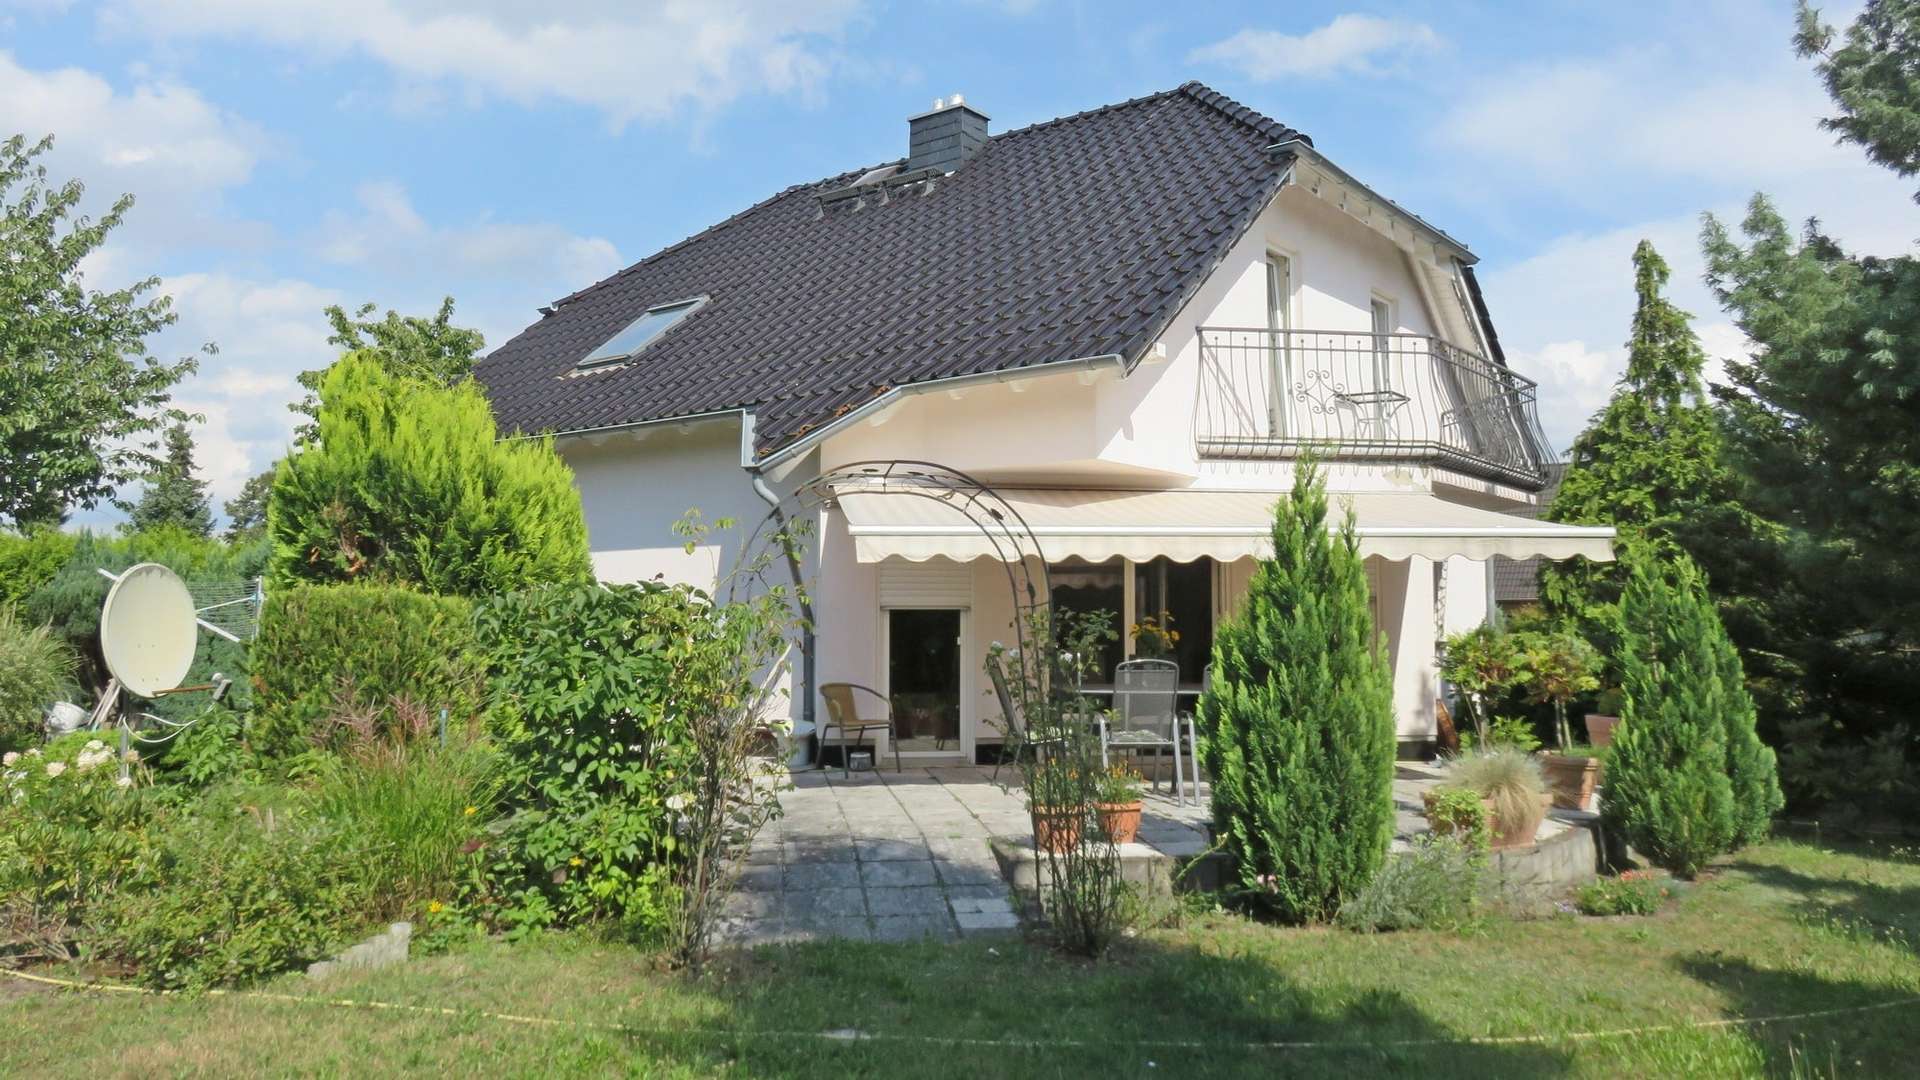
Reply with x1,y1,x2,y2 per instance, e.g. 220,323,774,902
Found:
742,416,818,740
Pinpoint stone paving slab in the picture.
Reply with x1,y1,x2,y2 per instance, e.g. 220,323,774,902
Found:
714,764,1216,947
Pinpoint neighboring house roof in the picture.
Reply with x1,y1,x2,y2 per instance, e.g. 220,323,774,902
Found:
1492,463,1569,604
474,82,1483,463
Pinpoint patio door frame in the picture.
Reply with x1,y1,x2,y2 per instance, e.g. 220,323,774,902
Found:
876,605,974,761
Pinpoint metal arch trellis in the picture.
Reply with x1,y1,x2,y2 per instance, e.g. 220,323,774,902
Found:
729,459,1056,754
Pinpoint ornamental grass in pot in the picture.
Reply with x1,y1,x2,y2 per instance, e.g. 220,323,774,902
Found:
1094,764,1144,844
1443,748,1549,849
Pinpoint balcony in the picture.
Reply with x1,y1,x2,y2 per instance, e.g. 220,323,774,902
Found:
1193,327,1553,488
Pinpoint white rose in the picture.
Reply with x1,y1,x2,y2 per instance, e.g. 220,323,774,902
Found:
44,762,67,778
1,752,16,767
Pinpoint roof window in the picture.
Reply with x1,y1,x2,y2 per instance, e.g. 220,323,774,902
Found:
578,297,705,368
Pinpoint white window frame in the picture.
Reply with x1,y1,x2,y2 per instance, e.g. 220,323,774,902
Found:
577,295,709,369
1265,248,1298,436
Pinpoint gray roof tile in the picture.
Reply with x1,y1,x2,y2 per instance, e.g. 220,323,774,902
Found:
474,82,1306,458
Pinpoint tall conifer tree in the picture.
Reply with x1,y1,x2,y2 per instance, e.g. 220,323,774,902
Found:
129,422,214,537
1199,464,1395,923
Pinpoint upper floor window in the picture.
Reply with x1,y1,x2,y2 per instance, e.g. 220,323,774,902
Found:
1266,253,1293,332
1370,296,1393,338
578,297,706,368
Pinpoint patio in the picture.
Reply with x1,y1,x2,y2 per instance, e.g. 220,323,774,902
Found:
716,762,1600,945
715,764,1210,945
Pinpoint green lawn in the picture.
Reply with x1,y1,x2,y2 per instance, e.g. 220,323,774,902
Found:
4,838,1917,1078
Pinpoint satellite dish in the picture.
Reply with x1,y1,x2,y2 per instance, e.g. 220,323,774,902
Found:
100,562,198,698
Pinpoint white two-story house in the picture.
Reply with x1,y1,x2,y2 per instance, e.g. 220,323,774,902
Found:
475,83,1613,761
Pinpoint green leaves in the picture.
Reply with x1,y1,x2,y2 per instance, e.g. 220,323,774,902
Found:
0,134,201,527
1198,463,1396,924
267,351,591,597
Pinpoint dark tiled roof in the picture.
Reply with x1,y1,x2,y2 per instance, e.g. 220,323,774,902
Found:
1493,463,1568,603
474,82,1307,458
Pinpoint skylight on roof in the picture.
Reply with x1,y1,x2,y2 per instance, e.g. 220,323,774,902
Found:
578,297,705,368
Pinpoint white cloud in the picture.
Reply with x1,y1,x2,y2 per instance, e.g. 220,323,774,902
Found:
312,180,622,311
97,0,864,128
0,49,267,246
1453,22,1920,456
1188,15,1441,81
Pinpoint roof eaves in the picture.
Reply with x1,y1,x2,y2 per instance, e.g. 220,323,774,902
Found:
1267,138,1476,264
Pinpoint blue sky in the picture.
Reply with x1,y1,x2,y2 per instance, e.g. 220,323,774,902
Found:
6,1,1917,523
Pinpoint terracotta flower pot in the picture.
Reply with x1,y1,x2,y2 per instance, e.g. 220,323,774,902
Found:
1096,800,1143,844
1541,753,1600,812
1490,794,1552,850
1031,806,1083,854
1585,714,1620,748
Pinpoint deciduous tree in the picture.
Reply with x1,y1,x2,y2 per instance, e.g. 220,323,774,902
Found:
0,134,200,528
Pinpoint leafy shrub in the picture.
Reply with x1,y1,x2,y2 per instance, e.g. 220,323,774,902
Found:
151,708,260,789
0,608,74,751
1445,748,1546,841
251,583,483,758
1199,464,1396,924
89,784,374,990
267,351,591,597
0,529,76,609
311,737,501,922
1336,835,1487,933
1461,714,1543,753
1605,553,1738,877
472,582,715,935
1423,786,1490,854
0,736,155,959
1574,870,1668,916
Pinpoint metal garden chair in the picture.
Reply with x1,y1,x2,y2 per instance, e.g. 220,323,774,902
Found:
1100,658,1198,805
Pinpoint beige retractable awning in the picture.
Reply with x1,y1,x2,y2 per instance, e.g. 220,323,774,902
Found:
835,488,1615,564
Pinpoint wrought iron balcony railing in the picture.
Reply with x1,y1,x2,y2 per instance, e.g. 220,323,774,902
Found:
1194,327,1553,487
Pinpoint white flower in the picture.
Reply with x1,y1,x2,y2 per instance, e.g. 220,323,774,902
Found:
665,793,691,812
122,749,140,763
1,752,16,767
114,776,133,789
44,762,67,778
84,740,105,751
25,748,40,758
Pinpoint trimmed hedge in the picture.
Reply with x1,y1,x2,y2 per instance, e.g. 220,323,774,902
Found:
252,583,483,757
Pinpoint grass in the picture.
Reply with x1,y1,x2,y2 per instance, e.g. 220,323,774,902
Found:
4,837,1917,1077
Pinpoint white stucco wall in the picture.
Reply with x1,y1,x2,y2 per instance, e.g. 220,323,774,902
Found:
560,420,770,588
554,180,1519,756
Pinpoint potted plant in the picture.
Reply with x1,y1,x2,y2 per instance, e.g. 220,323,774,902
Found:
1129,611,1179,662
1520,630,1603,810
1585,686,1624,748
1442,748,1548,849
1440,625,1531,746
1027,760,1084,853
1421,785,1491,853
1094,764,1144,844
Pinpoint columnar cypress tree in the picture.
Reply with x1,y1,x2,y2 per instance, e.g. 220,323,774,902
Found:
1712,619,1785,846
1604,551,1737,877
1199,464,1396,923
